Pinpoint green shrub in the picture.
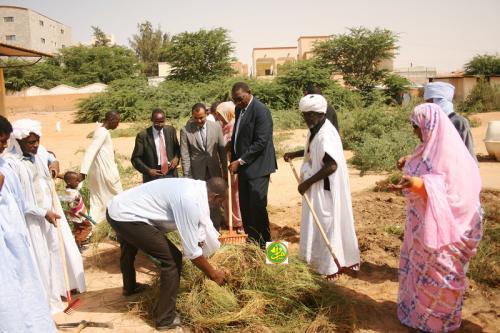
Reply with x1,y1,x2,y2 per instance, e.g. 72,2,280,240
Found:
459,79,500,113
350,129,418,173
468,190,500,287
341,102,419,172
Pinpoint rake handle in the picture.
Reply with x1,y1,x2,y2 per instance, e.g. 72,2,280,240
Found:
288,161,342,271
50,179,72,303
227,154,233,233
56,220,72,303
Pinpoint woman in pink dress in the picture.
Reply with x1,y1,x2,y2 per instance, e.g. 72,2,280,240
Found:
215,101,243,232
390,103,482,332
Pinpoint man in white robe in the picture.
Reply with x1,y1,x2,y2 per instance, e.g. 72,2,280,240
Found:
0,116,56,332
80,111,123,223
3,118,86,314
284,94,360,278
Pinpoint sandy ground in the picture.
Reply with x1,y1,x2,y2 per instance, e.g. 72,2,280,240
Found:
5,109,499,332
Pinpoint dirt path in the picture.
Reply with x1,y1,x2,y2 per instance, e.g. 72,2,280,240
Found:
53,190,499,333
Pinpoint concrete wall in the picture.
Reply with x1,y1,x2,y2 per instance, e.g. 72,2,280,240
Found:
5,93,96,114
0,6,31,48
432,77,479,101
28,9,71,53
297,36,330,60
0,5,71,54
490,77,500,86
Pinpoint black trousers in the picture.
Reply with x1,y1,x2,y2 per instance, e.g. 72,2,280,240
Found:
106,212,182,325
238,175,271,248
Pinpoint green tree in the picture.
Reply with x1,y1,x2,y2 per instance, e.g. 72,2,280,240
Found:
277,59,332,92
464,54,500,76
165,28,234,82
129,21,170,77
2,58,64,91
383,73,410,105
314,27,398,95
92,26,111,47
57,45,140,85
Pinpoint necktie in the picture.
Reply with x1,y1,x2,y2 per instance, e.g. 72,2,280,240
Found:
159,130,168,174
202,125,207,148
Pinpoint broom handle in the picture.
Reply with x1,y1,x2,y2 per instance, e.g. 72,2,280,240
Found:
57,221,72,302
49,179,72,302
288,161,342,270
227,154,233,233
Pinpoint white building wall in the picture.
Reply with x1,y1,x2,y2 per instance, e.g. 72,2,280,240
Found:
0,7,31,48
0,6,71,54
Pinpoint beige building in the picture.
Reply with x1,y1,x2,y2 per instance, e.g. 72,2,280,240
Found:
430,72,500,101
231,61,249,77
252,46,297,79
0,5,72,54
252,34,394,79
297,35,331,60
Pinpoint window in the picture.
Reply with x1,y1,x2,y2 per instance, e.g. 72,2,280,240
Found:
41,38,45,44
60,29,64,34
39,20,44,26
3,16,14,22
62,44,66,48
6,35,16,41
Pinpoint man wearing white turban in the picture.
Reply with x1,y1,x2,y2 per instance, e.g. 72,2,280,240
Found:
424,82,476,157
0,116,56,332
2,118,86,314
284,94,360,279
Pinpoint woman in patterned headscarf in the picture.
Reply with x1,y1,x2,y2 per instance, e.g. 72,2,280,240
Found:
215,101,243,233
390,103,483,332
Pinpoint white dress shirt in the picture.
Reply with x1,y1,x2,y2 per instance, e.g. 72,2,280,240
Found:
107,178,219,259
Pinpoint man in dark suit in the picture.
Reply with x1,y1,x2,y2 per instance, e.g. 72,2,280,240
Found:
131,108,180,183
228,82,277,248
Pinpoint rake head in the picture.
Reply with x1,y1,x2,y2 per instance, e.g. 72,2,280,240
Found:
219,232,248,245
63,297,82,315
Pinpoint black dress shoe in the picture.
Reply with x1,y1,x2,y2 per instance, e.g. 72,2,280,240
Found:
122,282,147,296
156,314,181,331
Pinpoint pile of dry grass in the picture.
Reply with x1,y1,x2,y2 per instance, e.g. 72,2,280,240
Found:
132,243,354,332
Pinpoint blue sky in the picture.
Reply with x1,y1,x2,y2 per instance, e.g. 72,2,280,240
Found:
5,0,500,72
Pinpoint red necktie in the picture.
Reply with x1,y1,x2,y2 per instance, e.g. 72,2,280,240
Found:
159,130,169,174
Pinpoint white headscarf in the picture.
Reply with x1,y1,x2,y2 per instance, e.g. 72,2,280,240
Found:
299,94,327,113
5,119,43,156
424,82,455,116
215,101,236,123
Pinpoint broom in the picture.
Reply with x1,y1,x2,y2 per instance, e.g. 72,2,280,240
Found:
219,161,247,245
50,179,81,314
288,161,345,276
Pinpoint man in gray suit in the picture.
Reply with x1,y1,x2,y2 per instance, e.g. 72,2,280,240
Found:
181,103,227,229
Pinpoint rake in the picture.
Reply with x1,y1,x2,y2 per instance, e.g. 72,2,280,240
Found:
219,162,247,245
288,161,345,276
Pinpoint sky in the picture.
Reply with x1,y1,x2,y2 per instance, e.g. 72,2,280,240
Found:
4,0,500,73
